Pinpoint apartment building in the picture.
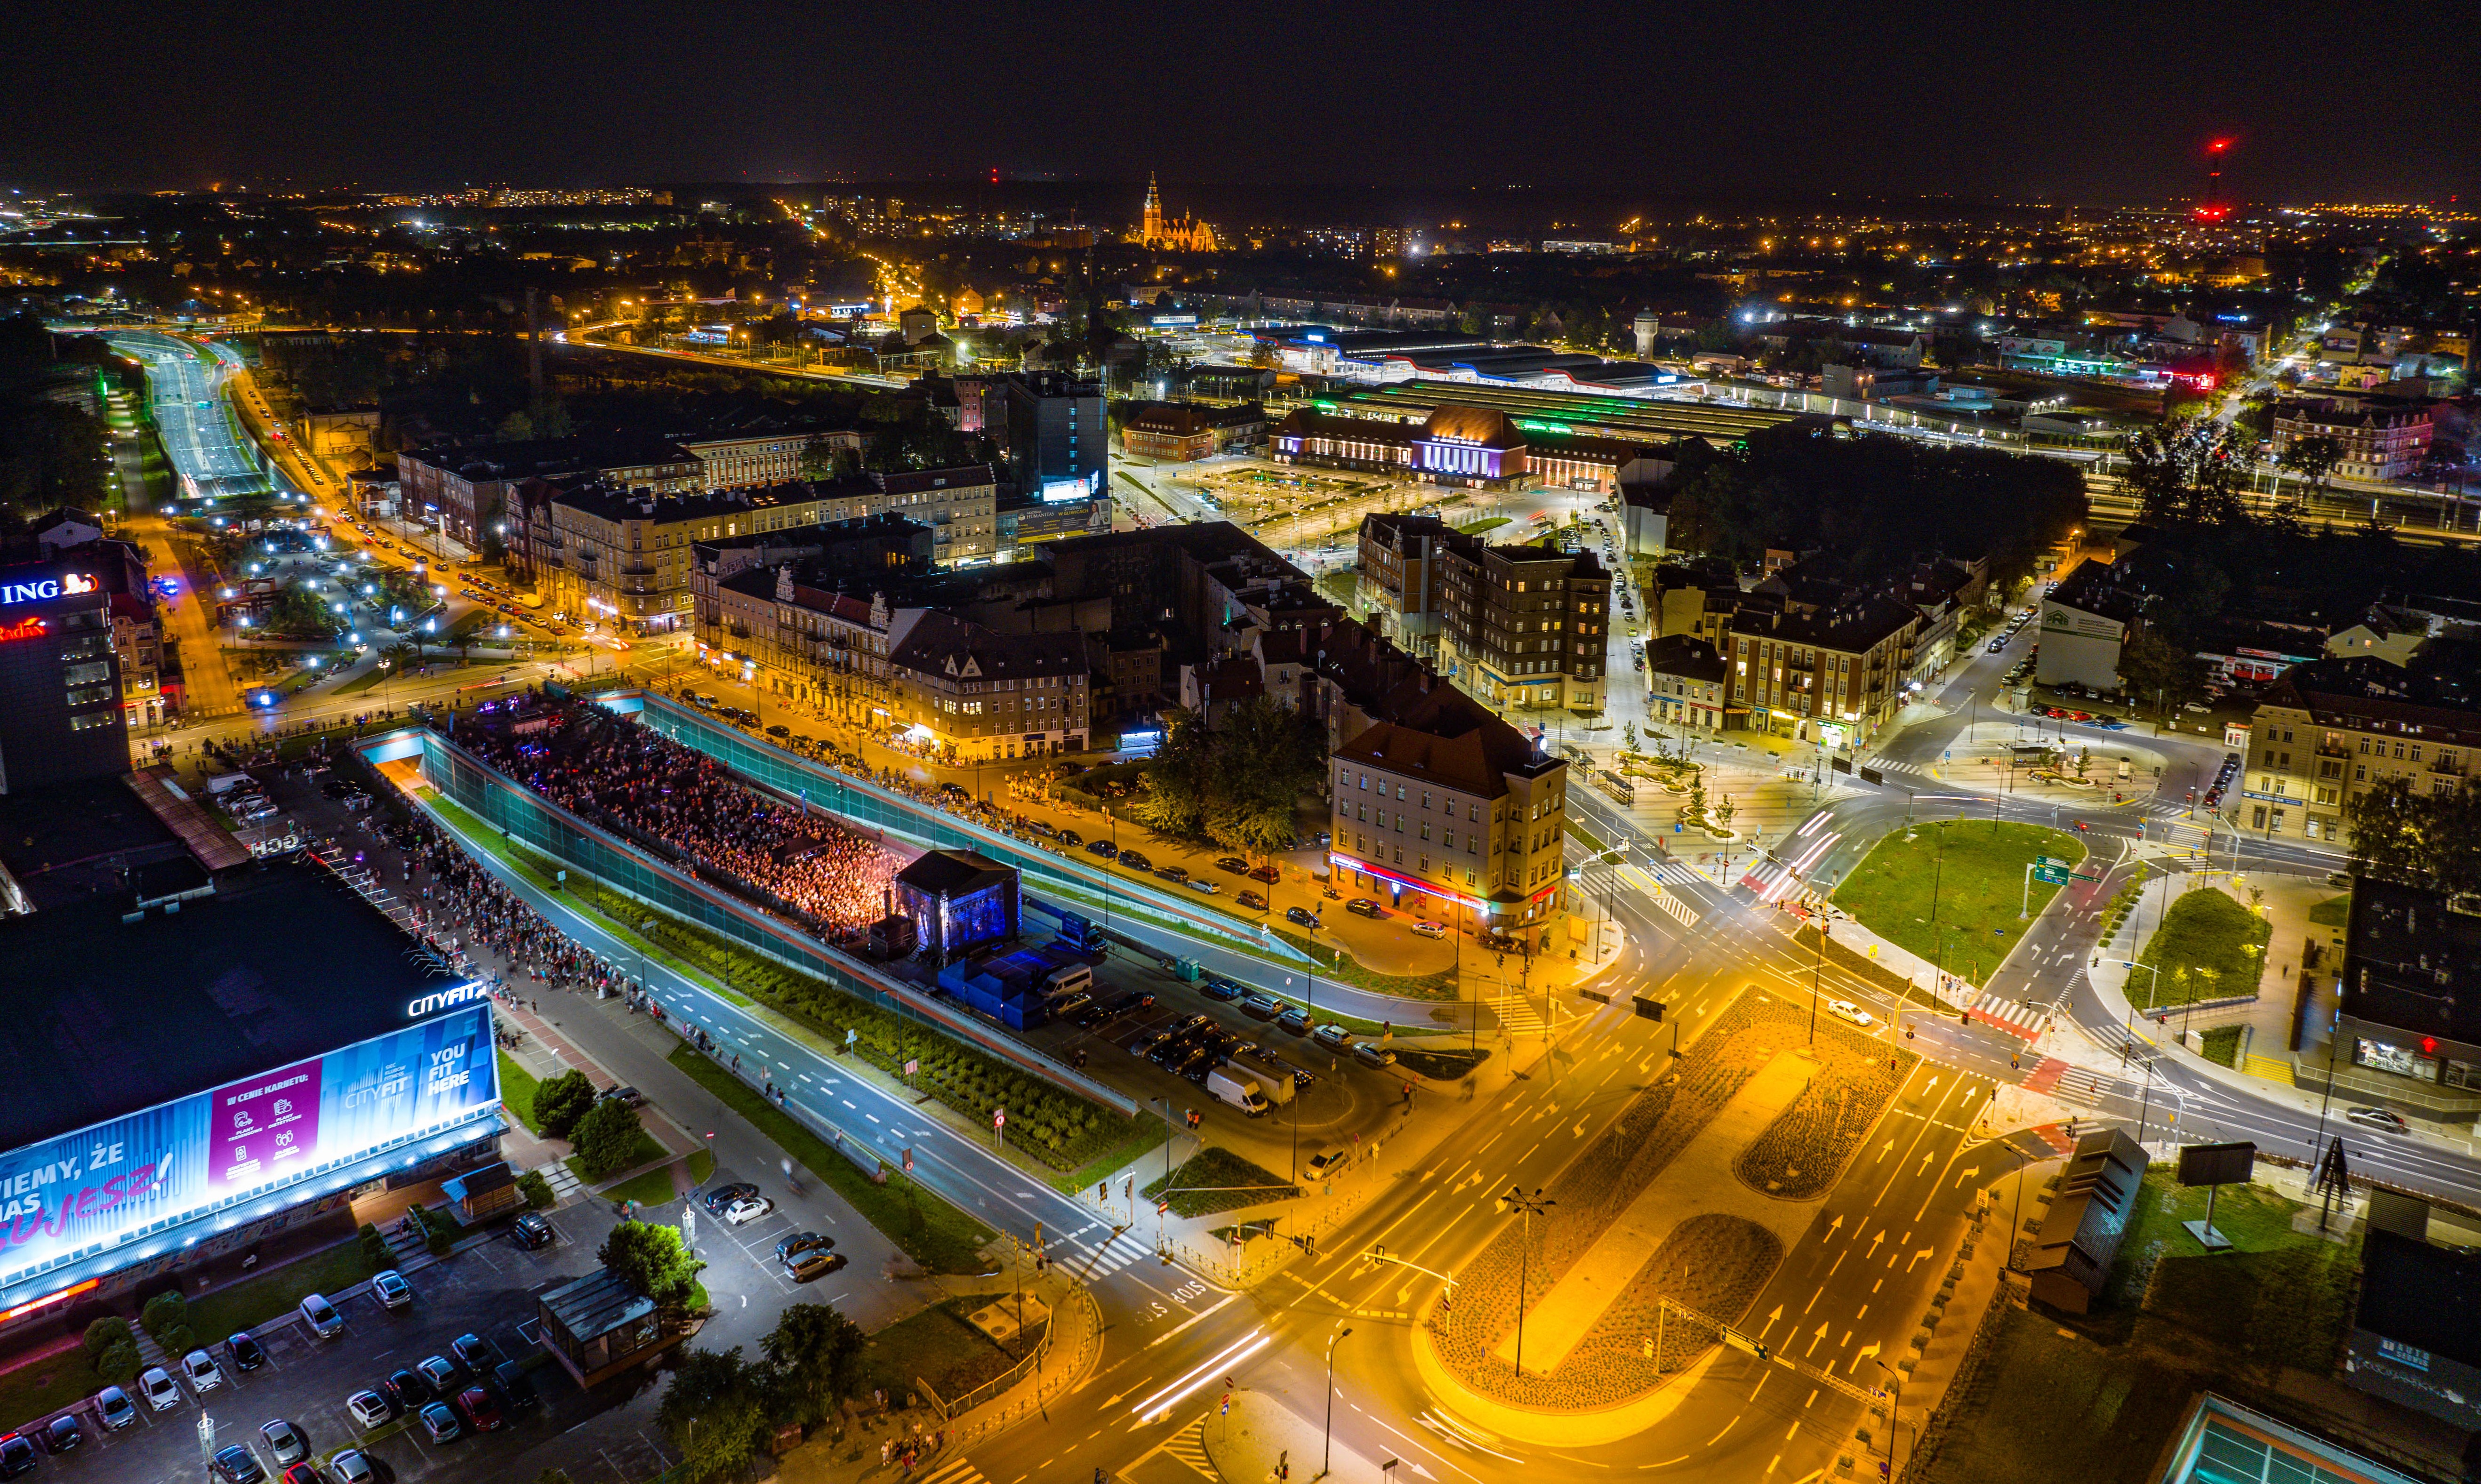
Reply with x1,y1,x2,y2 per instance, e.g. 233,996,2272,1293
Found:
399,436,702,550
1437,535,1610,713
884,610,1091,761
690,515,934,725
1647,634,1729,731
2243,650,2481,844
2272,399,2433,482
1328,683,1569,934
1355,513,1453,657
680,427,862,491
877,466,998,564
1117,401,1266,462
1723,594,1920,746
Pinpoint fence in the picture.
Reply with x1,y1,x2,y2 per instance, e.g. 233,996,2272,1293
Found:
917,1280,1102,1443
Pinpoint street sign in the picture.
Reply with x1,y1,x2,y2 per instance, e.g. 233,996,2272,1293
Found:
1859,766,1884,786
2037,855,2070,868
2032,866,2071,884
993,1107,1007,1130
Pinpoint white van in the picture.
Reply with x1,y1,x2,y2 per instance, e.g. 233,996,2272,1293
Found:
1205,1068,1269,1117
1042,964,1093,999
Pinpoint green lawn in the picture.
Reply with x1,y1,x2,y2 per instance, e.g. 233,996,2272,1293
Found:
498,1051,543,1135
601,1148,716,1211
1140,1146,1299,1218
859,1293,1032,1404
2134,886,2272,1010
184,1240,379,1347
669,1046,993,1272
0,1346,105,1436
1457,517,1512,536
565,1129,669,1187
1831,821,2085,987
2307,894,2350,928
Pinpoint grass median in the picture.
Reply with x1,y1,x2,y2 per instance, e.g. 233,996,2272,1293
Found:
498,1051,543,1135
1831,820,2085,987
1140,1146,1299,1219
2134,885,2272,1010
668,1045,993,1273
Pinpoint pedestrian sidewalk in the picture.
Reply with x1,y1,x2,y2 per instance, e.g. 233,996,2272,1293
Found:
775,1263,1104,1484
1197,1388,1375,1484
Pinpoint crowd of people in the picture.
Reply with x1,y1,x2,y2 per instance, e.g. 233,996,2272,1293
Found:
391,810,639,996
459,703,903,943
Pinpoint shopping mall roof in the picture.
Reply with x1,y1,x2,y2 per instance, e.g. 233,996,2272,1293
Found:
0,858,462,1151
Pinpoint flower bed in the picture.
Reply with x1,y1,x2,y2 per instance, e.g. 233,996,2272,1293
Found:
1733,1025,1910,1200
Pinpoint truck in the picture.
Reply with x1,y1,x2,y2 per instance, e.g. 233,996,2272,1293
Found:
1023,896,1108,957
1234,1064,1296,1108
1204,1068,1269,1117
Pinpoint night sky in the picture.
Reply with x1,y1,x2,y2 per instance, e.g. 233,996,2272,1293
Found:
5,0,2473,206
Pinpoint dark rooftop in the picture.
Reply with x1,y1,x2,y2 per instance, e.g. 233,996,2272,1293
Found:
0,776,194,913
0,859,460,1150
2358,1228,2481,1371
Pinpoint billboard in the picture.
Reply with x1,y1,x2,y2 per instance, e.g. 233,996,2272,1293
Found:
0,1003,495,1292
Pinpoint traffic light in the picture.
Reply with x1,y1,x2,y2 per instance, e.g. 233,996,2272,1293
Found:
1098,1181,1108,1202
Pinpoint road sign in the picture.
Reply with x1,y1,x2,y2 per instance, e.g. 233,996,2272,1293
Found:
1859,766,1884,786
2032,866,2072,884
2037,855,2071,868
994,1107,1006,1130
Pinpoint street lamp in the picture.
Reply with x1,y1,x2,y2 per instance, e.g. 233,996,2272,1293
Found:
1323,1324,1353,1478
1873,1358,1908,1482
1494,1186,1555,1375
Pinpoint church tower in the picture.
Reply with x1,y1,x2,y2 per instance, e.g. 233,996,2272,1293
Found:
1142,173,1164,243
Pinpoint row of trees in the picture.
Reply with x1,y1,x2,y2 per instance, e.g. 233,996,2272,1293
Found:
1661,422,2087,593
1126,698,1326,858
657,1304,870,1483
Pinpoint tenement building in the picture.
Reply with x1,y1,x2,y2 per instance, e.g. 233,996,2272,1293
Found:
885,611,1092,762
2245,647,2481,844
1722,592,1920,746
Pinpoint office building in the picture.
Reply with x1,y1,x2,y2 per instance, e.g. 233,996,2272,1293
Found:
997,372,1107,503
2273,398,2433,482
1117,401,1266,462
2330,876,2481,1121
0,557,128,793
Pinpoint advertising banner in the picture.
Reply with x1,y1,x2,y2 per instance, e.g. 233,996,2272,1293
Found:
0,1004,495,1291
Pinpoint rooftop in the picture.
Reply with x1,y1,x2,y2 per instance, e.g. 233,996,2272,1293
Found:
1334,685,1561,799
0,858,460,1151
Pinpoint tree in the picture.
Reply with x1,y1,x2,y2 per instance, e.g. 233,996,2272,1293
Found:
760,1303,868,1428
2345,777,2481,897
2116,629,2212,721
1713,794,1736,834
598,1220,706,1308
2280,434,2346,495
798,433,835,480
573,1098,646,1179
1622,721,1638,754
657,1347,771,1484
532,1069,597,1140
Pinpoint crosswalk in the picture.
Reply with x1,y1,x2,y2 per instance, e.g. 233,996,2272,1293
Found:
1967,993,2047,1040
1649,890,1700,929
1737,859,1816,907
1060,1224,1159,1278
1489,993,1547,1039
917,1457,990,1484
538,1160,583,1201
2049,1066,2124,1104
1618,865,1702,929
1160,1422,1218,1479
1857,754,1934,781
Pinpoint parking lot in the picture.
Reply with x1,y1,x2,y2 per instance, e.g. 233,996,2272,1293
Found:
13,1198,716,1484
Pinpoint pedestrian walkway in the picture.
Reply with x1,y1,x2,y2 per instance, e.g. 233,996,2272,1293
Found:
1157,1422,1218,1479
1195,1390,1372,1484
1967,993,2048,1040
1052,1221,1157,1279
913,1458,991,1484
1487,992,1546,1039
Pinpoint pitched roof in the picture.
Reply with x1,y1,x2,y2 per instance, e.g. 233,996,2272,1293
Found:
1333,685,1558,799
886,609,1088,682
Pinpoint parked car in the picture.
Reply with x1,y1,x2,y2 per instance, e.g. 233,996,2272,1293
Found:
371,1270,413,1310
1311,1022,1357,1051
491,1362,539,1412
329,1452,375,1484
1352,1043,1397,1069
1186,877,1220,894
139,1368,180,1412
1118,849,1153,873
455,1388,504,1433
417,1403,460,1444
211,1444,264,1484
1277,1005,1314,1035
1155,863,1191,883
182,1350,224,1392
1826,999,1876,1028
1237,890,1268,910
299,1293,344,1339
701,1183,759,1215
1058,829,1083,848
228,1332,268,1370
725,1195,776,1226
776,1231,834,1262
1344,898,1383,919
1105,989,1156,1016
450,1334,500,1375
510,1212,555,1250
94,1388,135,1432
42,1416,79,1455
346,1391,392,1429
1285,906,1320,929
1249,865,1282,884
1084,839,1119,859
1216,857,1250,875
261,1419,307,1466
786,1250,848,1283
1241,993,1283,1020
599,1086,646,1108
415,1356,459,1395
1410,919,1448,939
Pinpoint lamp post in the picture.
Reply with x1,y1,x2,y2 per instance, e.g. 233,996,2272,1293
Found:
1495,1186,1555,1375
1873,1359,1907,1482
1323,1324,1353,1479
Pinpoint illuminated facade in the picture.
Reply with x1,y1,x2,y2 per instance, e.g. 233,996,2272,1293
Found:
1134,174,1218,253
